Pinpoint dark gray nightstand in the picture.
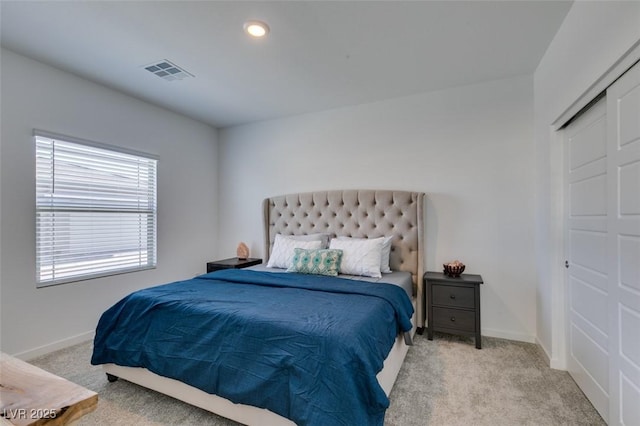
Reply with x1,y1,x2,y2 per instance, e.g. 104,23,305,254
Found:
424,271,483,349
206,257,262,273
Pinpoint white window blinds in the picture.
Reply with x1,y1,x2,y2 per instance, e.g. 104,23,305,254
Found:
35,133,157,286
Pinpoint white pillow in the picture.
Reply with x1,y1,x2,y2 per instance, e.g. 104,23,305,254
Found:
380,236,393,273
338,236,393,273
329,237,384,278
287,233,331,249
267,234,323,269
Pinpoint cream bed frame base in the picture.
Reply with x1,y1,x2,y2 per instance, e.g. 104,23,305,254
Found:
103,315,416,426
103,189,425,425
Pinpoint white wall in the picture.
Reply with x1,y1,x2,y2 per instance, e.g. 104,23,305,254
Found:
218,75,537,343
533,1,640,367
0,49,219,358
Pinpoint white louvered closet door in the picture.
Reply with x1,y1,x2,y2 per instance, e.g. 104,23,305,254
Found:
606,61,640,426
565,96,610,421
565,60,640,425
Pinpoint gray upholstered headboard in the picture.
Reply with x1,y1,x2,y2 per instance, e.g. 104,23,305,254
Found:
262,189,426,327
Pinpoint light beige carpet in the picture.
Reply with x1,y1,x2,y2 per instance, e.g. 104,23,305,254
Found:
30,333,605,425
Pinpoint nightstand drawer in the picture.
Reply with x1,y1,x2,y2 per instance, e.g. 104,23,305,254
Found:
432,307,476,332
432,284,475,309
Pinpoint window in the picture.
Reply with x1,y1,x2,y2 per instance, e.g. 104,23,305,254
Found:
35,132,157,286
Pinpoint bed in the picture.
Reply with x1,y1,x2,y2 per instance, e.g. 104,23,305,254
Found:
92,189,425,425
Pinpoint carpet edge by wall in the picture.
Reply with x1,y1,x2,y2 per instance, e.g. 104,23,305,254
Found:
13,330,94,361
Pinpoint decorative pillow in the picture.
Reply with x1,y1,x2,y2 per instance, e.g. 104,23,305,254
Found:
329,237,385,278
338,236,393,273
267,234,323,269
287,248,343,276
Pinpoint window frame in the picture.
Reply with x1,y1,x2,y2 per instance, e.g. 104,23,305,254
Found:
34,130,158,287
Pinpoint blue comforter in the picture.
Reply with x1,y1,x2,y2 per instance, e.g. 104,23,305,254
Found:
91,269,414,425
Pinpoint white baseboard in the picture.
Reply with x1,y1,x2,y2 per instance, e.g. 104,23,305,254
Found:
549,357,565,370
482,327,536,344
13,330,94,361
535,337,552,366
533,337,566,370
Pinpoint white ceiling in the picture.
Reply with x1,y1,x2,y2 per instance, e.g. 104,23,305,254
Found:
0,1,572,128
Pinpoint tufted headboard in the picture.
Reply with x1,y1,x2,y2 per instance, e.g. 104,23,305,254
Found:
262,189,426,327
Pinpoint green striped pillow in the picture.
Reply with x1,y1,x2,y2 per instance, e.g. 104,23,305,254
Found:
287,248,343,276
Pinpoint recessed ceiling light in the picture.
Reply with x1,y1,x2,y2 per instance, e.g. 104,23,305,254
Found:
244,20,269,38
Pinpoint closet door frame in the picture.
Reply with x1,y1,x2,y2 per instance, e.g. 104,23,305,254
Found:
558,59,640,425
549,41,640,372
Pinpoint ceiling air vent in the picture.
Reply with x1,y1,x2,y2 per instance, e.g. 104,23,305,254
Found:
143,60,194,81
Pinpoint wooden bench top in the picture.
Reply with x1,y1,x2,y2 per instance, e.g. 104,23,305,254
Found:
0,352,97,425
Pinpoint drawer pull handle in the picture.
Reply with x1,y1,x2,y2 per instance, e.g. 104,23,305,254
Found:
450,294,456,299
450,316,456,322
